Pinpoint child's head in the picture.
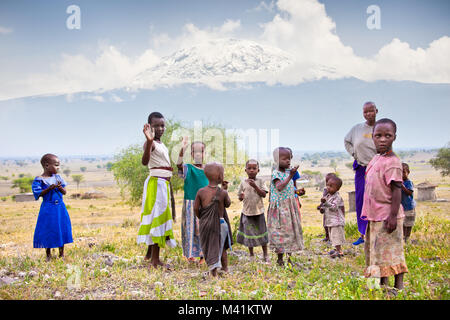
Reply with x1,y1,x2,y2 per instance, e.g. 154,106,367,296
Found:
40,153,60,175
363,101,378,124
325,172,337,183
373,118,397,154
191,141,205,165
245,159,260,179
402,163,410,181
204,162,224,185
326,176,342,195
273,147,291,169
147,112,165,139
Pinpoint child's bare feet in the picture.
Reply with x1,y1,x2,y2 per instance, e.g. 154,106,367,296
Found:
198,257,205,265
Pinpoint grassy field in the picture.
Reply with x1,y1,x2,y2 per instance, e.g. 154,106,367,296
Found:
0,154,449,300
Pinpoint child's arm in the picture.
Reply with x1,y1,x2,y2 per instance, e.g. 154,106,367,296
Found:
384,181,402,233
141,124,155,166
401,183,413,196
321,197,339,211
238,182,244,201
176,136,189,173
39,184,57,197
193,192,201,218
56,181,67,195
247,179,267,198
274,166,299,192
223,190,231,208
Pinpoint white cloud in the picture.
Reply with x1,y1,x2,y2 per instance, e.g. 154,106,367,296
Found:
257,0,450,84
0,45,160,101
249,1,276,13
0,0,449,101
0,26,13,34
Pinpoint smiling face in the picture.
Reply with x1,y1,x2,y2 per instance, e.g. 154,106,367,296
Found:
363,103,377,125
149,117,165,140
373,122,396,154
245,161,259,179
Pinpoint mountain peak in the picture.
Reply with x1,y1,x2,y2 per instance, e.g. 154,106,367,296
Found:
130,38,294,89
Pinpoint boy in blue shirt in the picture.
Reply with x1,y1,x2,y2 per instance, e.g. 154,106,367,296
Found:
401,163,416,243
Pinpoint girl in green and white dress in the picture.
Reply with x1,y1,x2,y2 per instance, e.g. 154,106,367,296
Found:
138,112,176,270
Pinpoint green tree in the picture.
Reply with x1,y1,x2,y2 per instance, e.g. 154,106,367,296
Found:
111,118,247,206
63,169,71,177
345,162,354,170
12,176,34,193
72,174,84,189
105,162,113,171
80,167,87,172
430,144,450,177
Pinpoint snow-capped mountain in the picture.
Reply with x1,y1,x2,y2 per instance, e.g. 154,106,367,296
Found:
130,38,294,89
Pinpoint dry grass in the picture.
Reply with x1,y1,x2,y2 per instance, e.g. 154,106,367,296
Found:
0,155,449,300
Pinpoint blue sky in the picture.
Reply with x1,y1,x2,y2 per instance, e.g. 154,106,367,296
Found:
0,0,449,157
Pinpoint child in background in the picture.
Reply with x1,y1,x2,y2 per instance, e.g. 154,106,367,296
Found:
177,137,208,263
194,162,233,277
317,173,337,242
138,112,176,270
320,176,345,258
362,118,408,290
32,154,73,261
267,147,304,266
237,159,269,262
401,163,416,243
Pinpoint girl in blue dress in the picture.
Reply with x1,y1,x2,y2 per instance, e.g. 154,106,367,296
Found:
32,154,73,261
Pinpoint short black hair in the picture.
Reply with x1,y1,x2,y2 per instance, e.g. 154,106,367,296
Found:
40,153,57,167
329,175,342,189
245,159,259,168
363,101,376,109
374,118,397,133
147,112,164,124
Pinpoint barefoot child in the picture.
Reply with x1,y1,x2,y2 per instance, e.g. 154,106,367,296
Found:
268,147,304,266
138,112,176,270
32,154,73,261
362,118,408,290
177,137,208,263
237,159,269,262
401,163,416,243
317,173,337,242
320,176,345,258
194,162,233,277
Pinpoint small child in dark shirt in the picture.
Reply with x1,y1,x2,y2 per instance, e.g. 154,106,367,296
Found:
401,163,416,243
194,162,233,277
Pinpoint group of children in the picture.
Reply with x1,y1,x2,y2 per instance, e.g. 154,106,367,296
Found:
31,112,417,291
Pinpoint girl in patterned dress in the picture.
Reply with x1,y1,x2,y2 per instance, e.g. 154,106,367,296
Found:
267,147,304,266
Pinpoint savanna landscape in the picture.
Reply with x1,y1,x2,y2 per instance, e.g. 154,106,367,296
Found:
0,149,448,301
